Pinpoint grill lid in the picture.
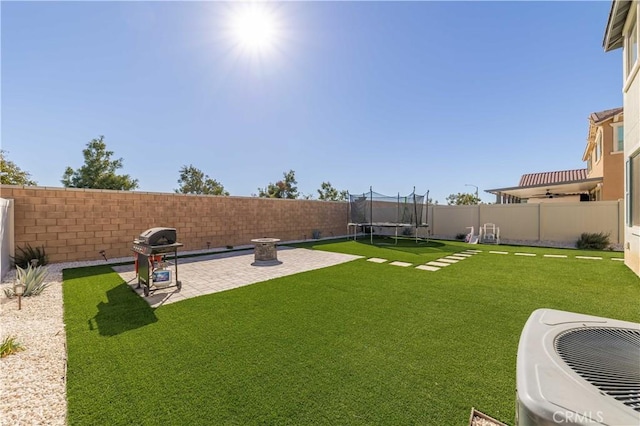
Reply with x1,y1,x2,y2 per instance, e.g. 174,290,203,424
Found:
138,227,177,245
555,327,640,413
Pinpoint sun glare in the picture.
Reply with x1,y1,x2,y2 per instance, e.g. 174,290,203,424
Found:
229,4,280,55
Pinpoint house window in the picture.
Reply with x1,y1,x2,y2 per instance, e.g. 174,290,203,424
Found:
629,152,640,227
614,125,624,152
627,19,638,77
595,131,602,162
587,157,592,173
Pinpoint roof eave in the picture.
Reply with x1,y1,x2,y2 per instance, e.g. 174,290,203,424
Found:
485,177,603,195
603,1,632,52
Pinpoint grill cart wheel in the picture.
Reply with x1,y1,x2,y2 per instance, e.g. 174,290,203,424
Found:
177,281,182,290
143,285,150,297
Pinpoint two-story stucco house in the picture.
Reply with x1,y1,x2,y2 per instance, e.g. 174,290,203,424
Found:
604,0,640,277
582,107,625,201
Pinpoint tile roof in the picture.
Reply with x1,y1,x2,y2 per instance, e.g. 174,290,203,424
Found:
589,107,623,124
518,169,588,187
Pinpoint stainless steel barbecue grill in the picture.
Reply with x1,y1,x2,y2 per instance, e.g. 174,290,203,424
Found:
132,227,184,297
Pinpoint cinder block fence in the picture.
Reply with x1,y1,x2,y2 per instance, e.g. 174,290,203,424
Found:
0,185,625,266
1,185,348,264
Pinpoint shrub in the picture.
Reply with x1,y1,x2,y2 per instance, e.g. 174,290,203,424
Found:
4,264,49,298
576,232,611,250
0,335,25,358
455,233,466,241
11,244,48,269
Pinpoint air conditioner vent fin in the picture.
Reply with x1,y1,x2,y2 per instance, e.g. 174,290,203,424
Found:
555,327,640,413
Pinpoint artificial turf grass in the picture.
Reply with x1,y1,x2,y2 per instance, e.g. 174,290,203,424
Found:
63,247,640,426
293,237,625,264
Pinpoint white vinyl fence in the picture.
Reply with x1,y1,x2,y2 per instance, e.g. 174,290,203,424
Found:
425,201,623,246
0,198,14,279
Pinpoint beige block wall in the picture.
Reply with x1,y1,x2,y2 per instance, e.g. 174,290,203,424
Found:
1,185,348,263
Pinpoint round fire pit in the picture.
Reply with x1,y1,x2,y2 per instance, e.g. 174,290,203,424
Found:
251,238,281,266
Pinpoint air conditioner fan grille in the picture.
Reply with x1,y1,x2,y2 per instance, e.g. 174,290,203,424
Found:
555,327,640,413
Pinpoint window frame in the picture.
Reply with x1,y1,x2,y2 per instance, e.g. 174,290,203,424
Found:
611,122,624,153
594,129,603,163
629,151,640,227
626,18,638,77
623,5,639,89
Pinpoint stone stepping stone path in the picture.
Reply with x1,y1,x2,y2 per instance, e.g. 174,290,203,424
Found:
363,248,623,275
416,265,440,272
427,261,451,267
486,251,623,261
389,261,412,267
364,251,481,272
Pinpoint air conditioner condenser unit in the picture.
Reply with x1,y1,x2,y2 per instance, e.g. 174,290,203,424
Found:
516,308,639,426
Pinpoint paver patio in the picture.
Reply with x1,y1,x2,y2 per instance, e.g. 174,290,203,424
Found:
113,247,362,308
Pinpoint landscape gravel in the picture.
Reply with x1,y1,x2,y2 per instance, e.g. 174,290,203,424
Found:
0,257,131,426
0,246,248,425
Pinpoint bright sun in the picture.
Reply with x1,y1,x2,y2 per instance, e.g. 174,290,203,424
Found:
229,4,280,54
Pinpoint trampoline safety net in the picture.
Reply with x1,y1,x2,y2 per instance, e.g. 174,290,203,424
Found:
349,189,425,226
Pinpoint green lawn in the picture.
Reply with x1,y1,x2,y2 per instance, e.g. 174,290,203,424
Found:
63,239,640,425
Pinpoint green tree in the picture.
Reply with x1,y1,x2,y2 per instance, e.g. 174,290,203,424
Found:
0,150,37,186
446,192,480,205
317,181,348,201
175,165,229,195
61,136,138,190
258,169,299,199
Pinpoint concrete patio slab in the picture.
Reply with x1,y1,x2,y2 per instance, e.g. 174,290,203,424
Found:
367,258,388,263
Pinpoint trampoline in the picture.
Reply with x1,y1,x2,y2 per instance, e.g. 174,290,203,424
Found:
347,187,429,244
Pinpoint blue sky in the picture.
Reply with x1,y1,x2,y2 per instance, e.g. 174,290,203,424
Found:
1,1,622,203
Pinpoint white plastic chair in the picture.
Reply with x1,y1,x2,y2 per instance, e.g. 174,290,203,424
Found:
480,223,500,244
